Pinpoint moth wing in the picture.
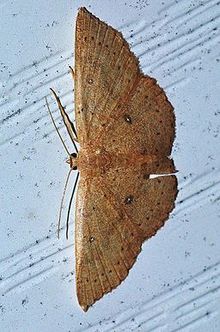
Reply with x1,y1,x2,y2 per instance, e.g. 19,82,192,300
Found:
75,163,177,311
100,76,175,156
74,7,140,145
75,9,174,156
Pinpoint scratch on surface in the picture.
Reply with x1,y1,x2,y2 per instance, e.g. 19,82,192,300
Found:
175,168,220,217
82,260,220,332
2,266,56,295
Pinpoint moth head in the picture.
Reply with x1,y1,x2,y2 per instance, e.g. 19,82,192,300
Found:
66,152,78,170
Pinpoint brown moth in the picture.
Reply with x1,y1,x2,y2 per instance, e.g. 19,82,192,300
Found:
49,7,177,312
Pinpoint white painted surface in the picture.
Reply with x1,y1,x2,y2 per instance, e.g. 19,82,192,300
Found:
0,0,220,331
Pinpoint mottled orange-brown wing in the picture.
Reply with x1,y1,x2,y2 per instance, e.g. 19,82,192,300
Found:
99,76,175,156
75,162,177,311
74,7,140,146
74,8,175,157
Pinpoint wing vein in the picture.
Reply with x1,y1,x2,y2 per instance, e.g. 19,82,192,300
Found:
88,47,132,140
94,211,123,282
95,201,130,272
86,228,97,304
92,242,112,292
96,183,140,262
79,11,93,141
92,75,141,147
87,227,102,298
86,25,112,139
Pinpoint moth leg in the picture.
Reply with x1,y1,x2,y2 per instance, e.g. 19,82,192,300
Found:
66,171,79,239
50,88,78,143
69,66,75,81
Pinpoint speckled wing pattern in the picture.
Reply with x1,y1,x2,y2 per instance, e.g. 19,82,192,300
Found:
74,7,177,311
75,7,140,145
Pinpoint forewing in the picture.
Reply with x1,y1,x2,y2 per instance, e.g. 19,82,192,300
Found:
74,8,174,156
74,8,140,145
75,165,177,311
99,76,175,156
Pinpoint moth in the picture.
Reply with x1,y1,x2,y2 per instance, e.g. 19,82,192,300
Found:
47,7,177,311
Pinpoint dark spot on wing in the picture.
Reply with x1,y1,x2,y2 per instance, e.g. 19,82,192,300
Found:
124,195,134,204
124,114,132,124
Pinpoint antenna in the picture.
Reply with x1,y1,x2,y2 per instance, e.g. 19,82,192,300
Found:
45,92,79,240
50,88,78,153
45,97,71,156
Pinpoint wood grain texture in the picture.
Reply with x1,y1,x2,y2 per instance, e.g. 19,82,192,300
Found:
74,7,177,311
